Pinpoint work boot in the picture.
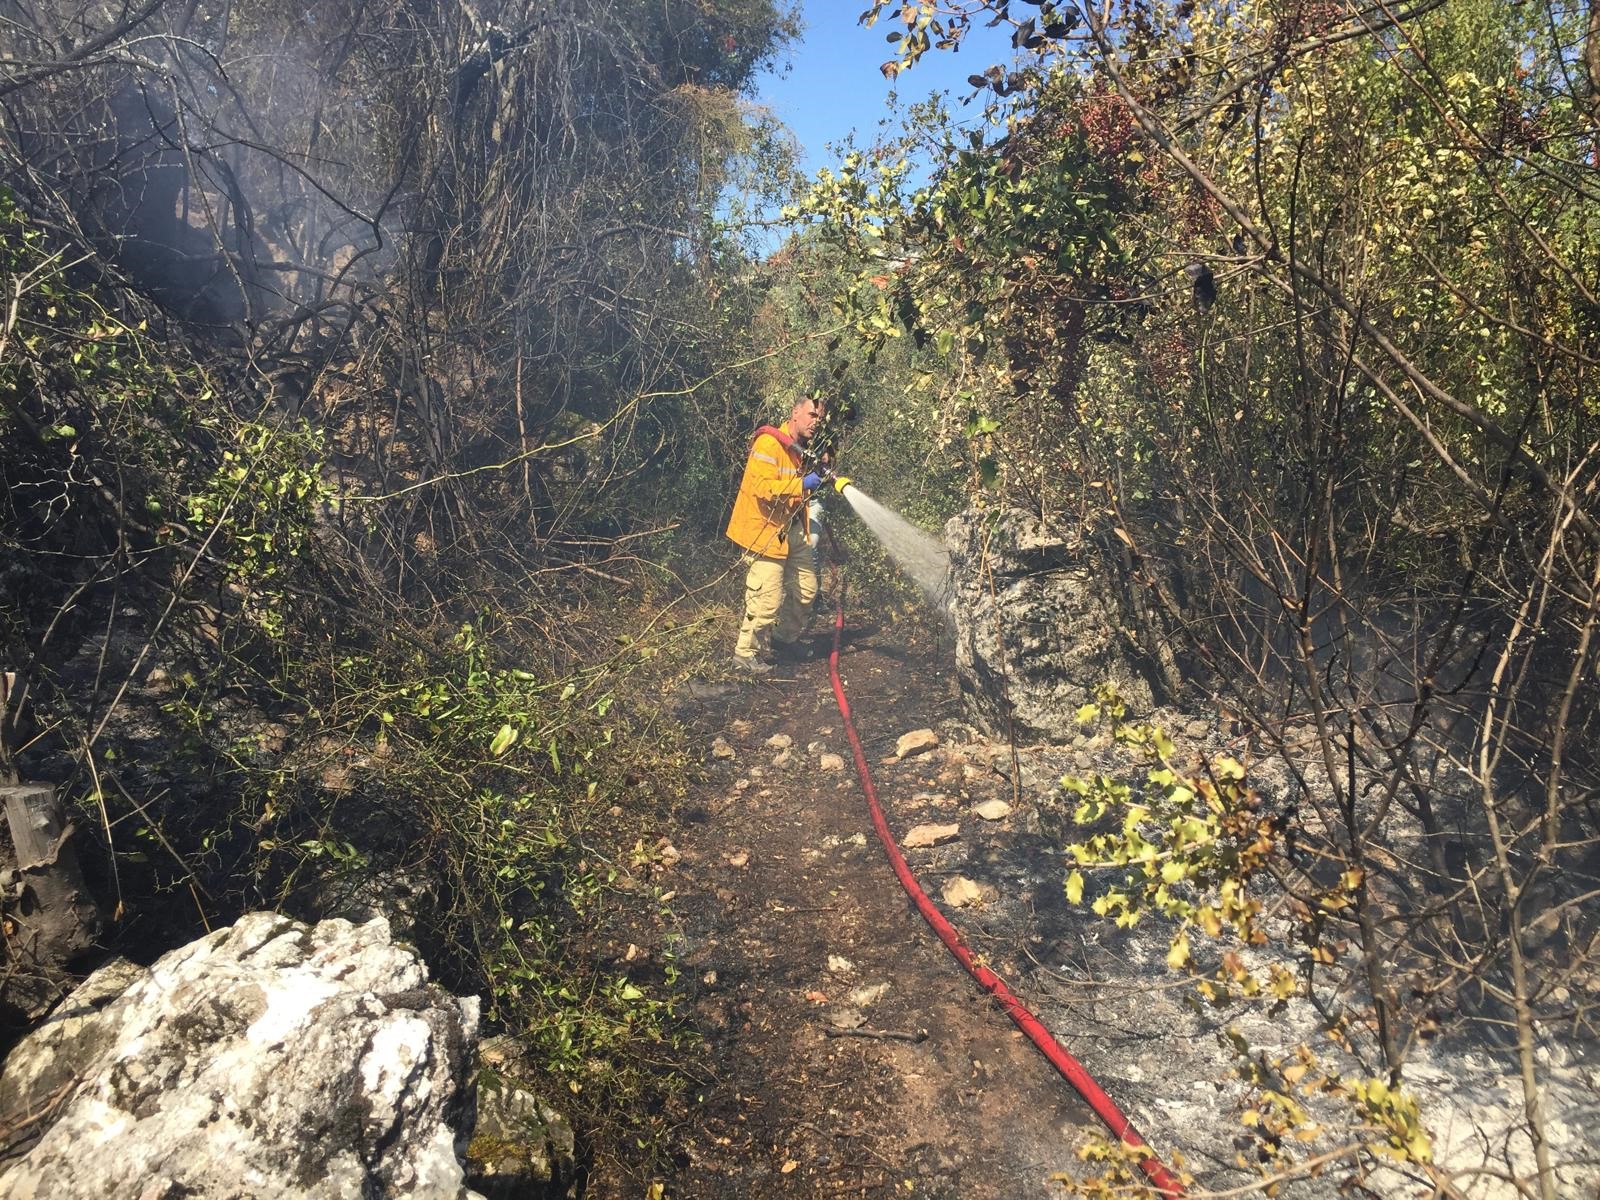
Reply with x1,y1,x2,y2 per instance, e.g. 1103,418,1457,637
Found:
730,653,772,675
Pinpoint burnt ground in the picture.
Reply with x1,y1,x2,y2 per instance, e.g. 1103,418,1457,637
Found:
625,617,1151,1200
599,609,1600,1200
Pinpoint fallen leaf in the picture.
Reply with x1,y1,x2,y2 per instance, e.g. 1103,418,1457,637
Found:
781,1159,799,1174
972,799,1012,820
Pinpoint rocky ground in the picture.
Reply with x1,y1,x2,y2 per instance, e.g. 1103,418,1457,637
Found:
595,607,1599,1200
642,618,1109,1199
5,601,1592,1198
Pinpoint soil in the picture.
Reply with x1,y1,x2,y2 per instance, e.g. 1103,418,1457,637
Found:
593,605,1600,1200
620,617,1126,1200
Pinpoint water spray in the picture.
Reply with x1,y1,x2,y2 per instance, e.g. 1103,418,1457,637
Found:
827,479,951,611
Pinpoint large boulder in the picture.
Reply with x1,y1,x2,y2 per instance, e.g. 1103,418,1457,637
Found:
946,508,1156,740
0,912,482,1199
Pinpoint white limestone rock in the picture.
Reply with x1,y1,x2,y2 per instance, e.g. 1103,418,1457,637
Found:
0,912,482,1199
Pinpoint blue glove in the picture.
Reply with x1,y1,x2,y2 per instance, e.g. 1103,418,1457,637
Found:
802,471,823,490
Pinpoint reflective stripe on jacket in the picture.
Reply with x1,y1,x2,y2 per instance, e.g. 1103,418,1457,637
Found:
724,422,809,558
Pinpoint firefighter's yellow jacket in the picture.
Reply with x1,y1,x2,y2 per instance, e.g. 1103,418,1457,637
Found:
725,422,810,559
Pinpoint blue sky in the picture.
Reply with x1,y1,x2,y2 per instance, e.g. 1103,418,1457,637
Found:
753,1,1019,179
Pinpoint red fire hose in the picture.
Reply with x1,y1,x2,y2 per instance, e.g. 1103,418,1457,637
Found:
826,583,1186,1198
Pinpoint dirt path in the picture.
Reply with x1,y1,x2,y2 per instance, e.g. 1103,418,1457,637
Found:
648,619,1108,1199
584,604,1600,1200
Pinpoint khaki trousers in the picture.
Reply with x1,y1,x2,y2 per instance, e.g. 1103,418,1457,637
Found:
735,546,820,657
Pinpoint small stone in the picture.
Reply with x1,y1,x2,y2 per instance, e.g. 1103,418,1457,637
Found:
733,779,751,792
806,741,826,754
702,970,719,986
656,840,681,867
972,799,1012,821
772,748,794,768
726,850,750,869
711,737,735,760
1184,720,1209,739
730,719,753,736
902,823,959,849
471,1080,576,1190
895,729,940,759
765,733,793,750
478,1036,521,1068
848,982,890,1007
819,753,845,772
941,876,995,908
846,833,868,847
827,955,854,975
828,1008,865,1030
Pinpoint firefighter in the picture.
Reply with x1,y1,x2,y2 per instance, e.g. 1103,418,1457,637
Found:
724,394,847,672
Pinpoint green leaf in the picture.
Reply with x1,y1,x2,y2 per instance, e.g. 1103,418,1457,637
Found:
489,724,518,756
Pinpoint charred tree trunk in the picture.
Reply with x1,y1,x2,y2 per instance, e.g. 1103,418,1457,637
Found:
2,784,102,974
